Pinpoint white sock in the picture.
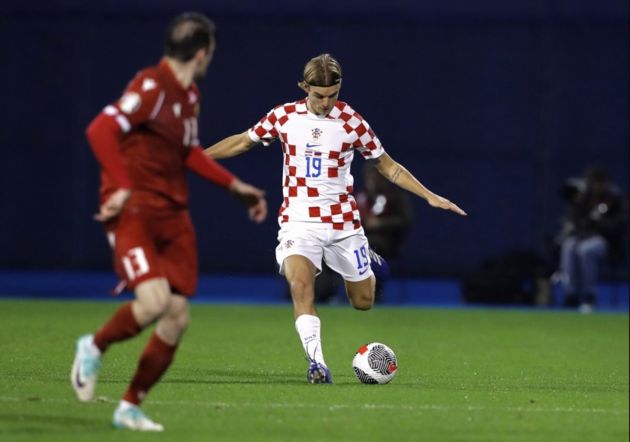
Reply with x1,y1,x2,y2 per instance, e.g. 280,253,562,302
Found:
295,314,326,367
117,400,136,411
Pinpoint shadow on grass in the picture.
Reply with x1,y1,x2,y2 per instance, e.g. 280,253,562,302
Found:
163,367,373,385
164,370,306,385
162,369,422,386
0,412,108,434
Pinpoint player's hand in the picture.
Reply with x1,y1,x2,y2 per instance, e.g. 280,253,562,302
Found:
427,194,467,216
229,179,268,223
94,188,131,222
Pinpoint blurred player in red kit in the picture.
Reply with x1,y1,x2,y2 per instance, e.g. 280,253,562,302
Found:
71,12,267,431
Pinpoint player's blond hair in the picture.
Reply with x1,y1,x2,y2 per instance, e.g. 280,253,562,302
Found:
298,54,342,91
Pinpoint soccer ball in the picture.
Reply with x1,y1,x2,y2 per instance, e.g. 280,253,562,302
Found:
352,342,398,384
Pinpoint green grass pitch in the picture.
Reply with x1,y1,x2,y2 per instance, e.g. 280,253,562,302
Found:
0,300,627,441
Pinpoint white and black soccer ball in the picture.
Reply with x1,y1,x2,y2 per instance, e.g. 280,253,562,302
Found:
352,342,398,384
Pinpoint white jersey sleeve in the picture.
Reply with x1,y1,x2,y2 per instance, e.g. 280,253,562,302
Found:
247,105,285,146
331,103,385,160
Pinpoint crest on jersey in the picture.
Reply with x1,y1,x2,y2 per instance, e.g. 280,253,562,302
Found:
172,102,181,118
306,127,323,150
142,78,157,91
311,128,322,141
284,240,294,249
118,92,141,114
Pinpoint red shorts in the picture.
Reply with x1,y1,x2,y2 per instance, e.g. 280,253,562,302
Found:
105,205,198,296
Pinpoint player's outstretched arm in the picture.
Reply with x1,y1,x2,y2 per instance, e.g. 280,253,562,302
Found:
372,153,467,216
204,132,257,159
186,147,267,223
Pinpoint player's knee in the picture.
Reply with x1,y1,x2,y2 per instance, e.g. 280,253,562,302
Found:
289,278,313,298
174,308,190,332
350,292,374,311
167,297,190,333
135,288,171,320
156,303,190,344
141,303,168,321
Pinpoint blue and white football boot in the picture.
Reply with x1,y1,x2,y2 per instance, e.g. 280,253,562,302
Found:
113,402,164,432
368,247,390,280
70,334,101,402
306,361,332,384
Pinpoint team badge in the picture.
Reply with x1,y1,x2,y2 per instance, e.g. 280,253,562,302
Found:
141,78,157,91
284,240,294,249
306,128,323,150
118,92,141,114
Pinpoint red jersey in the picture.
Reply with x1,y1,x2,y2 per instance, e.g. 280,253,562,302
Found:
87,58,232,211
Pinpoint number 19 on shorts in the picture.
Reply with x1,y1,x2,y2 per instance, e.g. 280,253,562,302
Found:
353,245,369,273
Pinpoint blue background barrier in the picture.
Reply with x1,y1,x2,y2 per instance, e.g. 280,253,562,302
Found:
0,270,627,311
1,0,627,279
0,271,287,304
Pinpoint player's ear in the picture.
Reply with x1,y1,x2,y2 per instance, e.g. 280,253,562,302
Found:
195,47,207,62
297,81,309,94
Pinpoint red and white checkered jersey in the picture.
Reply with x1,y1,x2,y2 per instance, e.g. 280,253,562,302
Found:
248,99,385,230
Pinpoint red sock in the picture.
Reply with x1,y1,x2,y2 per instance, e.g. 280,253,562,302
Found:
123,332,177,405
93,303,142,353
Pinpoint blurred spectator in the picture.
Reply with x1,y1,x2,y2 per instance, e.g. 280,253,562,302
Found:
357,163,413,259
555,167,627,312
461,249,550,306
356,163,413,301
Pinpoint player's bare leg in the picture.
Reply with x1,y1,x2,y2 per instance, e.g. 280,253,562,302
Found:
345,274,376,311
284,255,318,318
155,294,190,345
283,255,331,384
132,278,172,326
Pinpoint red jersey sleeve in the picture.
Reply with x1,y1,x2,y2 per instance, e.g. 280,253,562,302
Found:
86,114,132,188
113,72,165,129
85,70,165,188
186,146,236,188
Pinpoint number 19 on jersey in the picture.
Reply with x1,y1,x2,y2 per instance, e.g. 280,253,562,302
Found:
305,157,321,178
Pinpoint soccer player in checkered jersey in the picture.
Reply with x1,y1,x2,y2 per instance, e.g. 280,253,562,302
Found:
205,53,466,383
70,13,267,430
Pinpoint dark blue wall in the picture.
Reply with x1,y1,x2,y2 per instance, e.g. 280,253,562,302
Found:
1,1,628,276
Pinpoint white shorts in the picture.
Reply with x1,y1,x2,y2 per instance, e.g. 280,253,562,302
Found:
275,222,373,282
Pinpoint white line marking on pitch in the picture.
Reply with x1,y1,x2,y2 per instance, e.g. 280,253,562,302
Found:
0,396,626,416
